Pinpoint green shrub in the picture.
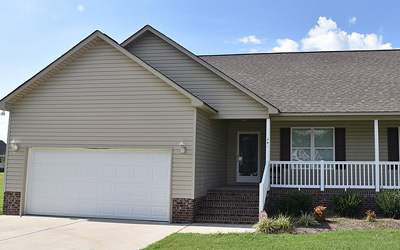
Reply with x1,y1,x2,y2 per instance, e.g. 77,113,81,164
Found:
376,190,400,219
254,214,293,234
297,212,319,226
332,193,364,217
278,192,313,216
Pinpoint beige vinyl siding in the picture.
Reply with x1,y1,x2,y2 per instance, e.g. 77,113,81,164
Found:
226,120,400,184
227,120,266,185
5,40,195,198
270,120,400,162
194,109,228,198
127,33,269,119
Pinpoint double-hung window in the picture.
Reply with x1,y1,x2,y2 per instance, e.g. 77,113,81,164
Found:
291,128,334,161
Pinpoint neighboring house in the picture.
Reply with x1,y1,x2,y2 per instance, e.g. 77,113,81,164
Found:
0,140,5,171
1,25,400,223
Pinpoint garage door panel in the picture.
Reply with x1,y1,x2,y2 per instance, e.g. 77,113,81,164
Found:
30,163,64,180
151,187,169,199
133,187,150,199
115,186,132,198
81,166,98,179
28,181,64,198
26,149,171,221
152,206,168,217
116,167,133,179
64,185,80,197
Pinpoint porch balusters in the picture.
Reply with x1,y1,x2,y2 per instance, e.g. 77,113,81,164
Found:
320,160,325,191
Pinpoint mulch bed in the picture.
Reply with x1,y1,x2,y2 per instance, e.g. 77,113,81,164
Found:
293,217,400,234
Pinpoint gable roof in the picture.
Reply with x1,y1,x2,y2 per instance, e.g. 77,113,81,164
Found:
121,25,279,114
0,30,217,115
200,50,400,114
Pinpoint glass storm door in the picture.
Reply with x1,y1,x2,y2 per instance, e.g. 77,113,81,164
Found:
236,132,260,183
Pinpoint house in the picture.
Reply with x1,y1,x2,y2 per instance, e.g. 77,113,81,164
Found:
1,25,400,223
0,140,5,171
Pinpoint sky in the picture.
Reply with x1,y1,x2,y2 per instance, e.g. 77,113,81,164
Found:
1,0,400,142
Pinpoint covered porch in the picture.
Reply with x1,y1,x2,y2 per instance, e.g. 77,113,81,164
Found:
257,117,400,211
195,116,400,223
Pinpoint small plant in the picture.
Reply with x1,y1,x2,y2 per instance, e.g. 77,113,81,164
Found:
366,210,377,222
313,206,327,221
254,213,293,234
259,210,268,220
274,214,294,232
376,190,400,219
297,212,319,227
254,217,277,234
332,193,364,217
278,192,313,216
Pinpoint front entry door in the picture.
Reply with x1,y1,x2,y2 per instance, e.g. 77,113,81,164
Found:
236,132,260,183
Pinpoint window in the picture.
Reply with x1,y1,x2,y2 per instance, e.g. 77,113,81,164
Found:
291,128,334,161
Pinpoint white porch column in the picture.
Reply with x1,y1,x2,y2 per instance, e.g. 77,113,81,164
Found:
374,119,380,192
266,118,271,189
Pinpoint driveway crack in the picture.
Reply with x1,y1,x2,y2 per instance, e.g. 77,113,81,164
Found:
0,220,85,242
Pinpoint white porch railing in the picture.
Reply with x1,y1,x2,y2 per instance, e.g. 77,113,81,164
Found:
259,161,270,212
380,162,400,189
268,161,400,191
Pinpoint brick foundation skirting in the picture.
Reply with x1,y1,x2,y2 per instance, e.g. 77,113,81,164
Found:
3,191,21,215
266,188,377,214
172,196,205,223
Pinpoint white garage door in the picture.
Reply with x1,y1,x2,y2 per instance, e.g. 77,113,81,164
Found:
25,148,171,221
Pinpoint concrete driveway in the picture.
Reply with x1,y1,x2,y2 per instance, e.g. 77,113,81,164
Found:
0,216,188,250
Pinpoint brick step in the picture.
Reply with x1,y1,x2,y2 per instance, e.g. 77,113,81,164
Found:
204,194,259,202
195,215,258,224
200,200,259,209
207,188,259,196
197,208,259,216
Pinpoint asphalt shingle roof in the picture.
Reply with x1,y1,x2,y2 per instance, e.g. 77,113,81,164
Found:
200,50,400,113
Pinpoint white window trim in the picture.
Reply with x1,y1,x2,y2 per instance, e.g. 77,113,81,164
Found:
290,127,335,162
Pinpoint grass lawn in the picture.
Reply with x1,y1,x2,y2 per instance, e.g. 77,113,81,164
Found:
144,230,400,250
0,172,3,215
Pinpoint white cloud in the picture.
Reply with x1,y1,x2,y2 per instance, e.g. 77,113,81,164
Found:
237,16,393,53
77,4,85,13
237,35,262,44
301,17,392,51
349,17,357,25
271,39,299,52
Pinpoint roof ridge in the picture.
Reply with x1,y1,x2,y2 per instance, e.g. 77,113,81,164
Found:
198,48,400,57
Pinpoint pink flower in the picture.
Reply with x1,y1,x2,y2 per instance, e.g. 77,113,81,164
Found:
259,210,268,220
